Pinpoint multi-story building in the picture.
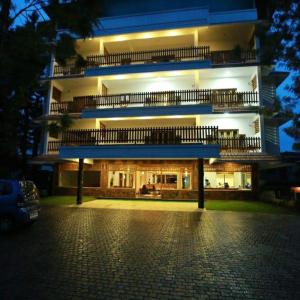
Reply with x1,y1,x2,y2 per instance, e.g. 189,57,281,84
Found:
39,0,287,206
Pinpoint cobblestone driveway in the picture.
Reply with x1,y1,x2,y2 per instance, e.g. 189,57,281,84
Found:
0,207,300,300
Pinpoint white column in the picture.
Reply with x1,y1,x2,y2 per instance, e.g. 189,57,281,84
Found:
194,30,199,47
49,51,55,78
194,71,200,89
178,171,182,189
99,39,104,55
257,66,266,152
97,77,102,95
43,80,54,155
45,80,53,116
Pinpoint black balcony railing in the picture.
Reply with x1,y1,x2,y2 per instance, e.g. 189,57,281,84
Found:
48,140,62,153
47,127,261,153
50,90,259,114
86,46,210,67
211,49,257,65
219,137,261,152
52,47,258,76
60,126,218,146
53,65,84,77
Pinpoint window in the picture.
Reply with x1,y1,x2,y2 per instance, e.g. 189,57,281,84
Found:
216,172,234,189
83,171,101,187
166,175,177,184
148,173,178,189
219,130,239,138
251,75,257,91
253,118,260,134
182,173,191,189
60,171,101,187
152,174,177,184
242,173,252,189
52,86,62,102
108,171,134,188
205,171,252,190
0,181,12,196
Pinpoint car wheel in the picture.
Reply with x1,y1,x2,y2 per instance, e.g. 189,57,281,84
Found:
0,216,14,233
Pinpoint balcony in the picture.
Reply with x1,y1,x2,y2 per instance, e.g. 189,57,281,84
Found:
47,126,261,155
50,89,259,115
219,137,261,153
62,126,218,145
52,46,258,77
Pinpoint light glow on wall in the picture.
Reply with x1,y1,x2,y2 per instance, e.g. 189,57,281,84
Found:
98,115,197,122
168,30,180,37
102,70,195,81
141,32,155,39
172,115,185,119
112,35,128,42
114,75,127,80
148,79,173,91
102,28,192,43
139,73,154,78
139,116,156,120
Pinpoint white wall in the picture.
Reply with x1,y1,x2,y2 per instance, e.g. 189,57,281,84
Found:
104,77,194,94
100,118,196,129
104,73,257,94
198,77,252,92
200,114,261,137
60,85,99,102
70,119,97,130
198,40,249,51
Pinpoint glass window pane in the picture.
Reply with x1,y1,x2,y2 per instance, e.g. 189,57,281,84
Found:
83,171,100,187
60,171,101,187
60,171,77,187
166,175,177,184
182,174,191,189
108,171,135,188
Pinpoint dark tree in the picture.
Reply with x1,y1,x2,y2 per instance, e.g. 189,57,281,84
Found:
0,0,102,177
258,0,300,150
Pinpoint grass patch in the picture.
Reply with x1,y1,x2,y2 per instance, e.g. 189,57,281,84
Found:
205,200,297,215
40,196,96,206
39,196,298,215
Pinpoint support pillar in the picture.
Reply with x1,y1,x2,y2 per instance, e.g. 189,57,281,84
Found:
198,158,205,209
194,30,199,47
99,39,104,55
251,163,259,196
77,158,84,205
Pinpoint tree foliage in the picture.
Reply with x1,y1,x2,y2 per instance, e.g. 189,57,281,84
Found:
258,0,300,150
0,0,102,177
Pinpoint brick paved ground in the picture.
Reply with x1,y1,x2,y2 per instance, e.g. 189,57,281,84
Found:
0,207,300,300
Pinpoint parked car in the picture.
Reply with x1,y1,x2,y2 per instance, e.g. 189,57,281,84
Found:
0,180,40,232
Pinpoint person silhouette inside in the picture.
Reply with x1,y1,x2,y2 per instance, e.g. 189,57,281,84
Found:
141,184,148,194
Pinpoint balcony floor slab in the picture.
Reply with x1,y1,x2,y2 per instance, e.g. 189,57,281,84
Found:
81,104,213,119
59,144,220,159
84,60,211,77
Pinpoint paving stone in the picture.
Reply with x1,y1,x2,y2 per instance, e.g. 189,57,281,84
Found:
0,207,299,299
